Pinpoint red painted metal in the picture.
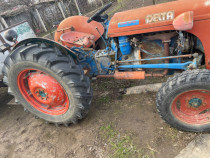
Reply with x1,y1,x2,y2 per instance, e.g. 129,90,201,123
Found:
171,89,210,125
114,71,145,80
96,71,145,79
54,16,104,48
173,11,194,31
60,31,95,48
108,0,210,37
17,69,69,115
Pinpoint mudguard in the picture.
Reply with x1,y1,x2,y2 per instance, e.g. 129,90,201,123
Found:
13,38,78,59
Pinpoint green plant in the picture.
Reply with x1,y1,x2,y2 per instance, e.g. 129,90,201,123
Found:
96,96,110,104
100,124,149,158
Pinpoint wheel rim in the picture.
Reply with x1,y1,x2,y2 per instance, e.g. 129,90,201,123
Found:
171,89,210,125
17,69,69,115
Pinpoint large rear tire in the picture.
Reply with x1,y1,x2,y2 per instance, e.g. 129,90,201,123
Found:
157,69,210,132
2,43,92,126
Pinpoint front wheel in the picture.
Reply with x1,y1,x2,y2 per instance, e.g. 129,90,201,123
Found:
157,69,210,132
2,43,92,126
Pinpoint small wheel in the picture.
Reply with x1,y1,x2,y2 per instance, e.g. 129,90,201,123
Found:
2,43,92,125
157,69,210,132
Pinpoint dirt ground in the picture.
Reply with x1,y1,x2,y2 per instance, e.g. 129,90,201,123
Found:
0,78,197,158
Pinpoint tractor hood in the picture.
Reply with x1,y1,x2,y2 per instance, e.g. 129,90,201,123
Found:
108,0,210,37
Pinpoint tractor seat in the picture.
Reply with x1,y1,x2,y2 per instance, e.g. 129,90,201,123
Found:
60,31,95,48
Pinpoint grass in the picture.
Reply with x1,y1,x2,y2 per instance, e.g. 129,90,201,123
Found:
167,127,180,142
100,123,151,158
96,96,111,104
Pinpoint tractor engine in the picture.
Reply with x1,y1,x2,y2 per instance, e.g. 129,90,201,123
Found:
79,30,203,76
109,31,204,71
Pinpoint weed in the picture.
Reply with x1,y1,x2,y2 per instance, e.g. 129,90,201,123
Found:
96,96,110,104
117,0,124,6
167,127,179,141
100,124,150,158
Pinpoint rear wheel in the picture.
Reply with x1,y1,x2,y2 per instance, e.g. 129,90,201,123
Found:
157,69,210,132
2,43,92,126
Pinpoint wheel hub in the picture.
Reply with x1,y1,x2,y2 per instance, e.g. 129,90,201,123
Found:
35,88,48,101
189,98,202,108
28,73,66,106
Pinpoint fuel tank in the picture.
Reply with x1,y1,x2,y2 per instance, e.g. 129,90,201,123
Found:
108,0,210,37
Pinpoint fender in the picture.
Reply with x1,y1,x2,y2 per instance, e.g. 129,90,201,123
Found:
13,38,78,59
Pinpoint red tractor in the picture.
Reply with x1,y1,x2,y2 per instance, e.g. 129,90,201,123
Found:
1,0,210,132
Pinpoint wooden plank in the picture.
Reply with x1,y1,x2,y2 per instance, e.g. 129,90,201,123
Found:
74,0,82,15
35,9,47,32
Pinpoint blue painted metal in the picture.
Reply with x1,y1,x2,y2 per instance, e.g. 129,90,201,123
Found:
39,91,47,97
71,47,99,75
111,39,118,53
111,39,122,61
118,62,193,70
118,20,139,28
100,63,115,72
105,20,110,39
189,98,202,108
118,36,132,55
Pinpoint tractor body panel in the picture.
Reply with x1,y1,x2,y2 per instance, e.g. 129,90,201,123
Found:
108,0,210,37
108,0,210,69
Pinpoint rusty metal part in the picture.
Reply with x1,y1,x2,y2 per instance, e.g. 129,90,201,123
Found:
146,41,170,77
116,54,192,64
84,68,91,75
145,32,177,41
57,26,74,32
97,71,145,80
96,75,114,78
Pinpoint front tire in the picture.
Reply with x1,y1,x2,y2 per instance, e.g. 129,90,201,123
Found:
157,69,210,132
2,43,92,126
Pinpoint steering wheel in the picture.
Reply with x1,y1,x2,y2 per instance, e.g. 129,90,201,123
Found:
87,2,112,23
